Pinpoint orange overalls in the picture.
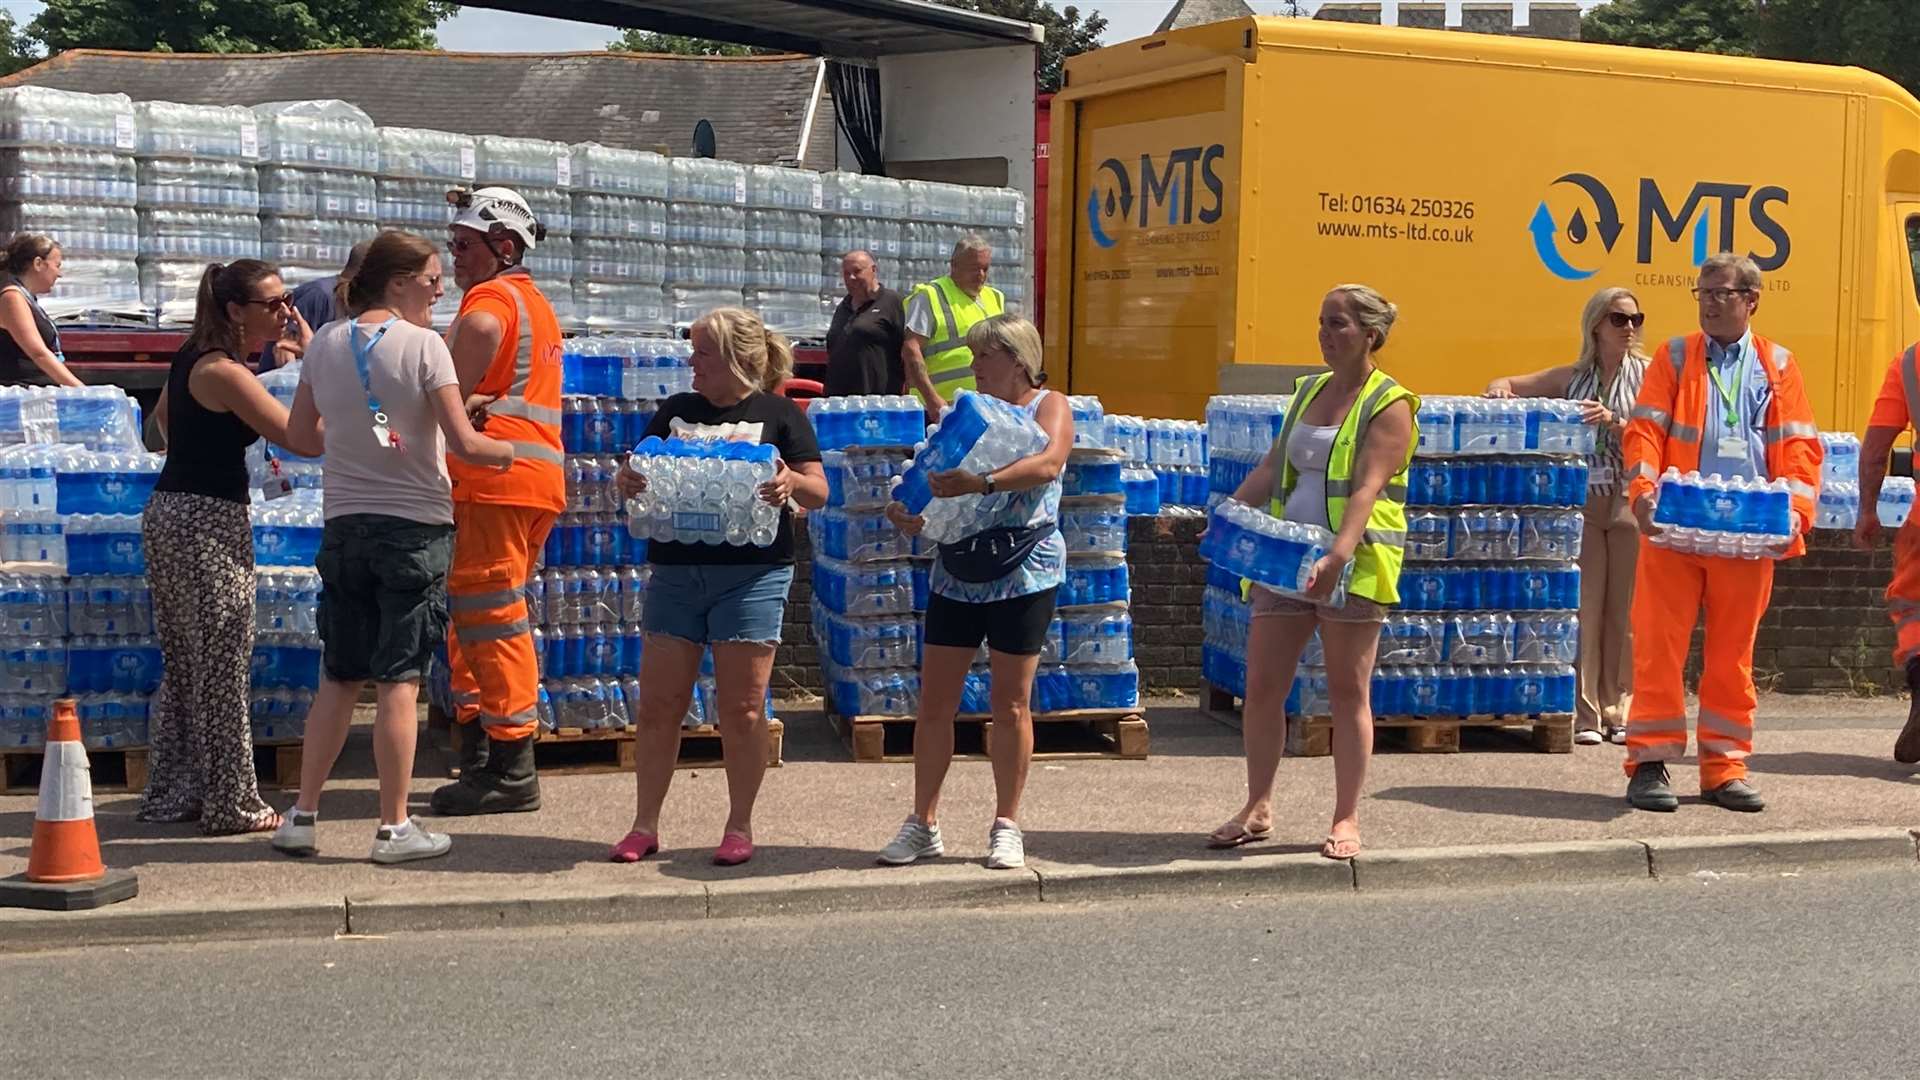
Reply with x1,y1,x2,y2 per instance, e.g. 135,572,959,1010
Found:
1621,331,1822,788
1867,347,1920,664
445,270,566,741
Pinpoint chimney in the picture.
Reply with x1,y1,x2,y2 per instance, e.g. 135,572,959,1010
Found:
1459,2,1518,35
1524,2,1583,40
1315,2,1383,25
1397,2,1447,30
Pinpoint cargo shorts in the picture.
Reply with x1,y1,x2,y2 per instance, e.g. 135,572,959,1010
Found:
314,514,456,684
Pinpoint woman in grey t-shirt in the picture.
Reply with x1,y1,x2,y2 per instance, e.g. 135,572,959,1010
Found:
270,230,515,865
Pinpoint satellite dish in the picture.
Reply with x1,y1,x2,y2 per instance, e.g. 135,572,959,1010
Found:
692,120,716,159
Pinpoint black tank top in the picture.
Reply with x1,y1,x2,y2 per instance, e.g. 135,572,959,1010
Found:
0,279,61,385
152,345,261,504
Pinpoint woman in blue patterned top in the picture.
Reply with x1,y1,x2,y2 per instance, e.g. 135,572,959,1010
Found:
879,315,1073,871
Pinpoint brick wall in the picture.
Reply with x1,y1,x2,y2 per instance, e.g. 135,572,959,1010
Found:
1743,530,1897,695
770,518,1897,699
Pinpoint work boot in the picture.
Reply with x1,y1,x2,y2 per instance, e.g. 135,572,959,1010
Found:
1896,660,1920,765
429,734,542,816
450,723,488,778
1702,779,1765,813
1626,762,1679,812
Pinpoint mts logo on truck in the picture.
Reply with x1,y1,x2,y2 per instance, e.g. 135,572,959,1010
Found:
1086,144,1226,248
1529,172,1790,281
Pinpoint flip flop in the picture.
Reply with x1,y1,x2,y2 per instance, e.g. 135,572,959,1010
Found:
1320,834,1361,861
1207,820,1274,849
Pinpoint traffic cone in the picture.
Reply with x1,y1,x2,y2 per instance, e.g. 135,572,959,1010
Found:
0,699,138,911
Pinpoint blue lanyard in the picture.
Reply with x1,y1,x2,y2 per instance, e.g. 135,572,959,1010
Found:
351,316,400,429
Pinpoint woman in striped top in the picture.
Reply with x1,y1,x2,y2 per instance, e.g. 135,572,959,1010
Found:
1486,287,1651,746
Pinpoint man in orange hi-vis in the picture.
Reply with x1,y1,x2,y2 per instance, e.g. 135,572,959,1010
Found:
428,187,566,816
1621,252,1822,814
1855,346,1920,763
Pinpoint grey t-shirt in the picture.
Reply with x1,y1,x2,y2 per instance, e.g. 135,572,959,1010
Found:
300,318,460,526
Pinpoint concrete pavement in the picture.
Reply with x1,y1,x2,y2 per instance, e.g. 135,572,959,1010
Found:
2,695,1918,949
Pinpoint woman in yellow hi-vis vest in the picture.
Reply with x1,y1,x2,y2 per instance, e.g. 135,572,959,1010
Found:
1207,285,1418,861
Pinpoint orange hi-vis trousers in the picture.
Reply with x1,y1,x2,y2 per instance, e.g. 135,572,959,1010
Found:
1623,540,1775,789
1891,522,1920,666
446,501,556,741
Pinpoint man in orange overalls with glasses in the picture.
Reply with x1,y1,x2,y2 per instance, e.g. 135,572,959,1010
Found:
428,187,567,816
1620,253,1822,814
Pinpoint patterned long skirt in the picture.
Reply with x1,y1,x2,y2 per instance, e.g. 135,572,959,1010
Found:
137,491,276,834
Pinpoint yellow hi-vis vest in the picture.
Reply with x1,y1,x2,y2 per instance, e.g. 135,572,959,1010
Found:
910,275,1005,403
1270,368,1419,606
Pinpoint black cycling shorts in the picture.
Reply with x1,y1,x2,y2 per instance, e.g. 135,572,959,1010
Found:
922,587,1059,657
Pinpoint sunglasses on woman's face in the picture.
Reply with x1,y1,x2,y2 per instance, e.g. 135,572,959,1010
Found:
1605,311,1646,329
243,294,294,311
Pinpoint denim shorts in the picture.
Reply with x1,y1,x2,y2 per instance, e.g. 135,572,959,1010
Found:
315,514,456,683
642,563,794,646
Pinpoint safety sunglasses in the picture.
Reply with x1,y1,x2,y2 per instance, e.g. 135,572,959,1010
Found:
1691,287,1754,303
1605,312,1646,329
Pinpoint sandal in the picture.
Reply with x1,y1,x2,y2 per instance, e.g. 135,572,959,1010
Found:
1207,819,1274,849
203,809,282,837
1320,834,1361,861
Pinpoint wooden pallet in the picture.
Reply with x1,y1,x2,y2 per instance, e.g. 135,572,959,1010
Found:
827,707,1149,763
1201,682,1572,755
253,740,305,790
2,739,309,796
1,745,148,795
447,720,784,776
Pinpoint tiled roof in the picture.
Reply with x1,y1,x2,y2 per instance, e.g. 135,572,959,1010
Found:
1,48,837,168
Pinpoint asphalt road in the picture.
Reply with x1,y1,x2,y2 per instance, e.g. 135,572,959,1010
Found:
4,868,1918,1079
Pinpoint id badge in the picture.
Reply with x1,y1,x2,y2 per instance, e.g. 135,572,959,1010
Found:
260,475,294,501
1715,436,1748,460
1587,465,1613,488
372,421,394,448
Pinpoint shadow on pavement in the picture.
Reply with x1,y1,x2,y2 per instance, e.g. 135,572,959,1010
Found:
1370,785,1633,823
68,830,624,874
647,845,910,882
1749,751,1920,784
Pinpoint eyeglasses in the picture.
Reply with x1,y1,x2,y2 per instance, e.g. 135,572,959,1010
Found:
1691,287,1753,303
243,294,294,311
447,236,480,253
1605,311,1646,329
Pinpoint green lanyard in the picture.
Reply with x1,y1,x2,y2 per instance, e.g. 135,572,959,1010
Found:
1705,348,1746,432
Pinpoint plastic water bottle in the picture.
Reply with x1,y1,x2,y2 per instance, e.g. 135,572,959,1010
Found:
1879,476,1915,529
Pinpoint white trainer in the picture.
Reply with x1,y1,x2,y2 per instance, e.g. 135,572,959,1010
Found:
271,808,317,857
985,819,1025,870
370,818,452,865
877,816,944,865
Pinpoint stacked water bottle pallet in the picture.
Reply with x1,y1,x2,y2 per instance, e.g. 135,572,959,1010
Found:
254,100,377,293
0,86,142,320
376,125,473,328
823,393,1147,762
1198,395,1585,754
570,143,669,333
136,101,262,326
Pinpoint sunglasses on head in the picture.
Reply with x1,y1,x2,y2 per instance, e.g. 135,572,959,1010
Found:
1605,311,1646,329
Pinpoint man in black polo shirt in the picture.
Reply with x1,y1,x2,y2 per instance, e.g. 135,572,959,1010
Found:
825,249,906,396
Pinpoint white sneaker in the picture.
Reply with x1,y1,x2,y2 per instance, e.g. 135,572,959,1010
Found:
1573,729,1604,746
877,816,944,865
271,808,317,857
985,819,1025,870
370,817,451,865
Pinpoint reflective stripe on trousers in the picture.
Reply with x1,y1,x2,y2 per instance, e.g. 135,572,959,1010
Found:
445,502,558,740
1623,540,1774,787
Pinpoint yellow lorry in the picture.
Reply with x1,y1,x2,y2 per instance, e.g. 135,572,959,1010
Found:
1044,16,1920,428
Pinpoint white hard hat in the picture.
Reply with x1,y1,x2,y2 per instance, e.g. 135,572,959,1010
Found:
449,186,543,252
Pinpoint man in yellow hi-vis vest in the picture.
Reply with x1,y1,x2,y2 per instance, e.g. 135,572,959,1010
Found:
903,234,1004,419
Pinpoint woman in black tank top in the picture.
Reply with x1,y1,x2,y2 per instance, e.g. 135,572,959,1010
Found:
0,234,83,387
140,259,323,836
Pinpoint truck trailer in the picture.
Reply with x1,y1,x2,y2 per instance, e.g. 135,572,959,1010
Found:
1045,16,1920,429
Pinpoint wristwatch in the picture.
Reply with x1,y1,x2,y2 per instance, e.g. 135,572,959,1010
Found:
982,472,997,495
